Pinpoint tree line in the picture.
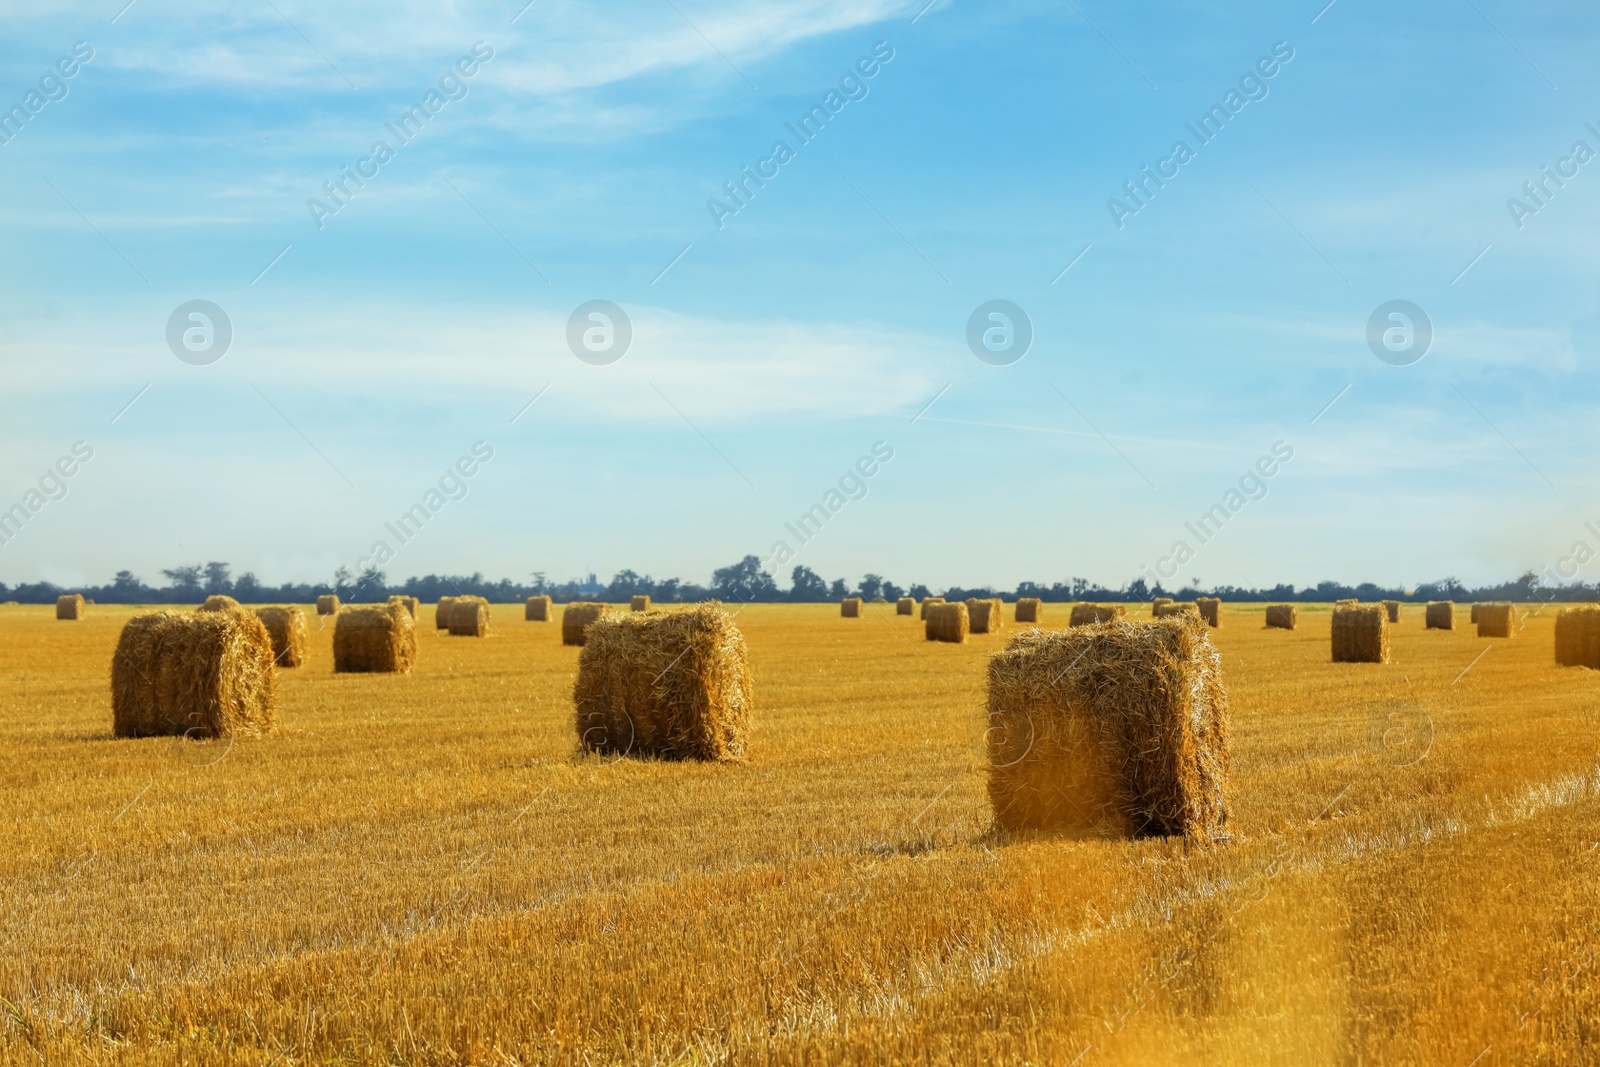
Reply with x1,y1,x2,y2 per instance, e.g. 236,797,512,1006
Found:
0,557,1590,607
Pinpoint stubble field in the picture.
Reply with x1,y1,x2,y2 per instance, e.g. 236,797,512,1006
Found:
2,600,1597,1065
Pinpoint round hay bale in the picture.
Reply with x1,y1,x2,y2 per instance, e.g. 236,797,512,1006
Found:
563,602,610,646
112,610,277,738
919,596,945,621
435,596,457,629
333,602,417,673
1069,604,1125,627
1154,601,1198,619
1151,597,1174,615
1556,605,1600,667
631,595,652,613
1425,601,1454,630
316,594,341,616
254,606,308,668
1477,602,1516,639
1332,604,1389,663
840,597,862,618
925,602,968,643
448,596,489,637
1194,597,1221,628
526,595,553,621
198,595,241,613
1381,600,1401,623
966,597,1004,634
1015,598,1042,624
56,594,85,620
1264,604,1297,630
387,595,419,619
896,597,915,616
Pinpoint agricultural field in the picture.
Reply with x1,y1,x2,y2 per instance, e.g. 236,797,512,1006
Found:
2,600,1597,1065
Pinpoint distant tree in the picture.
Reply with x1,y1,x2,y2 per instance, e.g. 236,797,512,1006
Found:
711,555,778,603
828,578,849,599
333,565,355,596
234,572,262,601
789,566,828,601
112,570,143,598
908,583,930,600
1071,577,1089,598
1127,577,1149,602
529,571,548,594
607,569,647,599
354,567,386,598
202,561,232,594
160,564,202,597
881,580,903,601
858,574,884,600
656,577,682,602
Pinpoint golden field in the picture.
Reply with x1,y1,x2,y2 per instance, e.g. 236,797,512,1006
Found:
2,600,1597,1066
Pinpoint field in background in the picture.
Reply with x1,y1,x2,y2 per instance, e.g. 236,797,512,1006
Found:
2,601,1597,1065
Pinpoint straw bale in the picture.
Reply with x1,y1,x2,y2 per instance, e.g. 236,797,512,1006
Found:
254,606,307,668
841,597,862,618
1154,601,1199,619
388,595,419,619
631,595,652,613
198,595,240,613
1470,604,1480,624
1151,597,1173,615
896,597,915,616
985,615,1230,840
56,594,85,620
1425,601,1454,630
1555,605,1600,668
919,596,945,620
435,596,457,629
1381,600,1400,623
112,610,276,738
967,597,1004,634
1070,604,1126,627
563,602,611,646
316,594,340,616
573,601,751,761
1264,604,1297,630
1332,604,1389,663
925,602,968,643
448,596,489,637
1015,598,1042,624
526,595,552,621
1195,597,1221,627
333,601,417,673
1477,602,1515,638
1335,599,1358,609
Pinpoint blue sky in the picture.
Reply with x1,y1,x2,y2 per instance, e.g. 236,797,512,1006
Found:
2,0,1598,592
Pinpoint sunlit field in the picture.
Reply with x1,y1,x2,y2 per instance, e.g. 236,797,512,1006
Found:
3,601,1596,1065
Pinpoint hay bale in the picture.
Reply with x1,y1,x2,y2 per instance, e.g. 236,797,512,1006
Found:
985,615,1230,840
435,596,457,629
333,601,417,673
896,597,915,616
198,594,240,613
1195,597,1221,627
967,597,1004,634
1470,603,1481,624
1477,602,1515,638
388,595,419,619
448,596,489,637
630,594,651,613
1154,601,1198,619
574,601,751,761
1264,604,1297,630
1555,605,1600,667
1332,604,1389,663
1070,604,1126,627
1151,597,1173,615
925,602,968,643
841,597,862,618
1335,598,1358,608
1425,601,1454,630
111,611,276,738
871,596,888,603
254,606,307,668
316,594,340,616
1015,598,1042,624
1381,600,1400,623
919,596,945,620
56,594,85,620
526,595,552,621
563,602,611,646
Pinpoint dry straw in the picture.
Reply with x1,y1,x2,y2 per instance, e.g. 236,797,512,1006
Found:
631,595,652,613
334,601,417,673
925,601,969,643
1015,598,1042,624
1477,602,1515,638
967,597,1004,634
388,595,419,619
563,602,611,646
448,596,490,637
985,615,1230,840
254,606,307,668
1426,601,1454,630
56,594,85,620
1151,597,1173,615
896,597,915,616
1382,600,1401,623
1332,604,1389,663
1470,603,1481,624
526,595,552,621
198,595,241,613
112,610,276,738
1154,601,1198,619
1335,598,1358,609
841,597,862,618
1264,604,1298,630
1555,605,1600,668
1195,597,1221,628
316,594,340,616
573,601,752,761
1070,604,1126,627
920,596,945,620
435,596,457,630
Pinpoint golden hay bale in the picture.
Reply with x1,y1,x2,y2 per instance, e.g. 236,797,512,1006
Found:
56,594,85,620
1332,604,1389,664
1470,603,1481,624
986,615,1230,840
563,602,611,646
841,597,862,618
896,597,915,616
112,611,276,738
925,602,969,643
316,594,340,616
1555,606,1600,668
1154,601,1198,619
1151,597,1173,615
871,596,888,603
1070,603,1126,627
966,598,1004,634
1425,601,1454,630
1015,598,1042,624
919,596,945,620
388,595,419,619
526,595,552,621
1264,604,1297,630
1195,597,1221,627
254,606,307,668
1381,600,1400,623
333,601,417,673
1335,598,1358,608
198,594,240,613
630,594,651,613
435,596,457,629
448,596,489,637
574,601,752,762
1477,602,1516,638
